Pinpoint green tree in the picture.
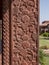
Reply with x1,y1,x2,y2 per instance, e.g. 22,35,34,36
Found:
39,49,45,65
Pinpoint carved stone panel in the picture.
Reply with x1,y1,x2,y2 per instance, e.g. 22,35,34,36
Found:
11,0,39,65
2,0,39,65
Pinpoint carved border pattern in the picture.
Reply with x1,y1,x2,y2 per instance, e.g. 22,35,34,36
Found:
2,0,10,65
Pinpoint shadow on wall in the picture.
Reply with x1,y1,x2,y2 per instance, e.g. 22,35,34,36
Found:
0,40,2,54
0,0,2,20
0,20,2,54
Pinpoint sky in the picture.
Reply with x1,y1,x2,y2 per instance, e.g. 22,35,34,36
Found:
40,0,49,23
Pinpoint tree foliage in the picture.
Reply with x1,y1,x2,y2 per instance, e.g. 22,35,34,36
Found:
39,49,45,65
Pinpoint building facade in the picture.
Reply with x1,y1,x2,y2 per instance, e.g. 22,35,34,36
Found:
40,21,49,34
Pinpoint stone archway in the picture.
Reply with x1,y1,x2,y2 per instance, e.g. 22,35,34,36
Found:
2,0,39,65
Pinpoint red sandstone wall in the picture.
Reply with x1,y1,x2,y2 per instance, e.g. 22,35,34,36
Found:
2,0,39,65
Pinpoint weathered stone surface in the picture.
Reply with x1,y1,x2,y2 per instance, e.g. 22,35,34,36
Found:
2,0,10,65
11,0,39,65
2,0,39,65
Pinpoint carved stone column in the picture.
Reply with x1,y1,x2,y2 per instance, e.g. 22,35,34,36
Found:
2,0,39,65
2,0,11,65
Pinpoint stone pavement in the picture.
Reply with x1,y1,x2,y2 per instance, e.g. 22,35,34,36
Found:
43,49,49,54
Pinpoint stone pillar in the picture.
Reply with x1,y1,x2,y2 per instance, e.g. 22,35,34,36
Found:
2,0,11,65
2,0,39,65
